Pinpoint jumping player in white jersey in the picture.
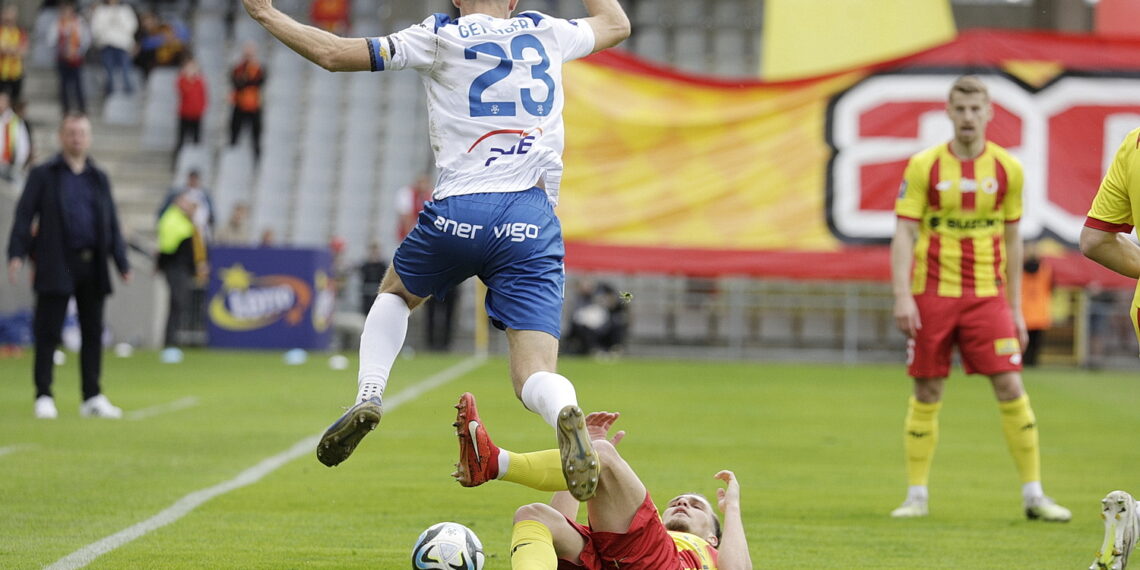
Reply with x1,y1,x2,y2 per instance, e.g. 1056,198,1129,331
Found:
240,0,630,501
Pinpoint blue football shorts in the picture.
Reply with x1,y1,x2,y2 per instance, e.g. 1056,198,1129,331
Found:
392,186,565,338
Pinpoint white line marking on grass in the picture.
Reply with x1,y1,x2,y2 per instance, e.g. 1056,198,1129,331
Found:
125,397,200,421
46,356,486,570
0,444,35,457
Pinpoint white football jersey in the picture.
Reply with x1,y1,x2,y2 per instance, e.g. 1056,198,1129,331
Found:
367,12,595,205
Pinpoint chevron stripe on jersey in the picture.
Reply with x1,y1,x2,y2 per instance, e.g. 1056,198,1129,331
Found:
896,141,1023,298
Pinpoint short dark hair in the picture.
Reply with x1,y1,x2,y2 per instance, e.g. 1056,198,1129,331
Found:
59,111,89,131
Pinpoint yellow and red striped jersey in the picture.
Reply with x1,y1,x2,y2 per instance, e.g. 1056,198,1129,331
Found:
896,141,1023,298
1085,126,1140,336
670,531,719,569
1086,126,1139,235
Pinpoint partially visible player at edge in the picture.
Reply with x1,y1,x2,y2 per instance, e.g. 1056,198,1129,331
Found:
889,75,1070,521
239,0,630,500
1081,126,1140,570
1079,127,1140,352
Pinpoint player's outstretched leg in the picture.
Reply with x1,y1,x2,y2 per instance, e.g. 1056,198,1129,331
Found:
1092,490,1138,570
557,404,600,501
316,397,383,467
453,392,501,487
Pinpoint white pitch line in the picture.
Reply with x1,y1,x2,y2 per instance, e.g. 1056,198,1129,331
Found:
46,356,486,570
125,397,201,421
0,444,35,458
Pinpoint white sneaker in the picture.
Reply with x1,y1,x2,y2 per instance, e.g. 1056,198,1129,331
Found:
1092,490,1138,570
34,396,58,419
891,499,929,518
1026,495,1072,522
80,394,123,419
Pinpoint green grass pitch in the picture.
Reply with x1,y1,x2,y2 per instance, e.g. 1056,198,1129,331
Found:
1,349,1137,568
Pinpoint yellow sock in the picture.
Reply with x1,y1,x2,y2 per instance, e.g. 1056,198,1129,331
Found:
510,520,557,570
998,394,1041,484
502,449,567,492
903,396,941,487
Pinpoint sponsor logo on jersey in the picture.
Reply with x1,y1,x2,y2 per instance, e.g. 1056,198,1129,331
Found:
467,128,544,167
928,216,999,230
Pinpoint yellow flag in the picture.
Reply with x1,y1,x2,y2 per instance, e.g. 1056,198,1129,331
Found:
762,0,956,81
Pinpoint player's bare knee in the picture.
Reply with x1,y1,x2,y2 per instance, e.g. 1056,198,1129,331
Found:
593,439,619,464
991,372,1025,401
913,377,944,403
514,502,560,525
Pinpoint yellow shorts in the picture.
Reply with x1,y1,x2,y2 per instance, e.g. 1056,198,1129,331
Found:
1131,298,1139,355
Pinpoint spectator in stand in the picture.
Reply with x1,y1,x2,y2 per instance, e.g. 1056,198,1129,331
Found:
0,91,30,184
214,201,250,246
157,169,215,242
395,174,432,240
229,41,264,162
258,227,275,247
12,97,31,170
358,241,387,315
564,279,629,357
310,0,349,33
174,57,207,160
156,192,208,363
89,0,137,96
135,11,189,80
0,5,28,100
49,2,90,114
1020,242,1053,367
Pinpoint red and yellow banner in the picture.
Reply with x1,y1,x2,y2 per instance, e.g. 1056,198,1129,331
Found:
559,31,1140,288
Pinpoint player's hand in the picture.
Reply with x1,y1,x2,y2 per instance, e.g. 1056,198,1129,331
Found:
121,270,132,284
714,470,741,512
584,411,625,446
1013,313,1028,351
8,258,22,286
893,295,921,338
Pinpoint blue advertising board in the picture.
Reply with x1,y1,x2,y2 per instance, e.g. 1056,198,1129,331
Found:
206,247,335,350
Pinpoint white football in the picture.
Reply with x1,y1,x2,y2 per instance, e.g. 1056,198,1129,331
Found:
411,522,485,570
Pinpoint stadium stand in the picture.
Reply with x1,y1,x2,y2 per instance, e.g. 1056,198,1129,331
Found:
3,0,1133,369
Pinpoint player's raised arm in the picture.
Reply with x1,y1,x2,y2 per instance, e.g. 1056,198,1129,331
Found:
578,0,631,53
714,470,753,570
242,0,371,72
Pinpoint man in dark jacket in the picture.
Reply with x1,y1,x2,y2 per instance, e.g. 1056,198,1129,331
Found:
7,112,131,419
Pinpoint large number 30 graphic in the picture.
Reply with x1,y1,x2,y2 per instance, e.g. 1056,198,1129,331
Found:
466,34,555,117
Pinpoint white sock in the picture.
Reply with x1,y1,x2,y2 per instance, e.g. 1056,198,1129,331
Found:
497,450,511,480
519,371,578,428
1022,481,1044,503
355,293,411,404
906,485,929,503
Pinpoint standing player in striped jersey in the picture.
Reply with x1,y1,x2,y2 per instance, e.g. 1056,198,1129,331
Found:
240,0,630,501
1080,127,1140,353
889,76,1070,521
